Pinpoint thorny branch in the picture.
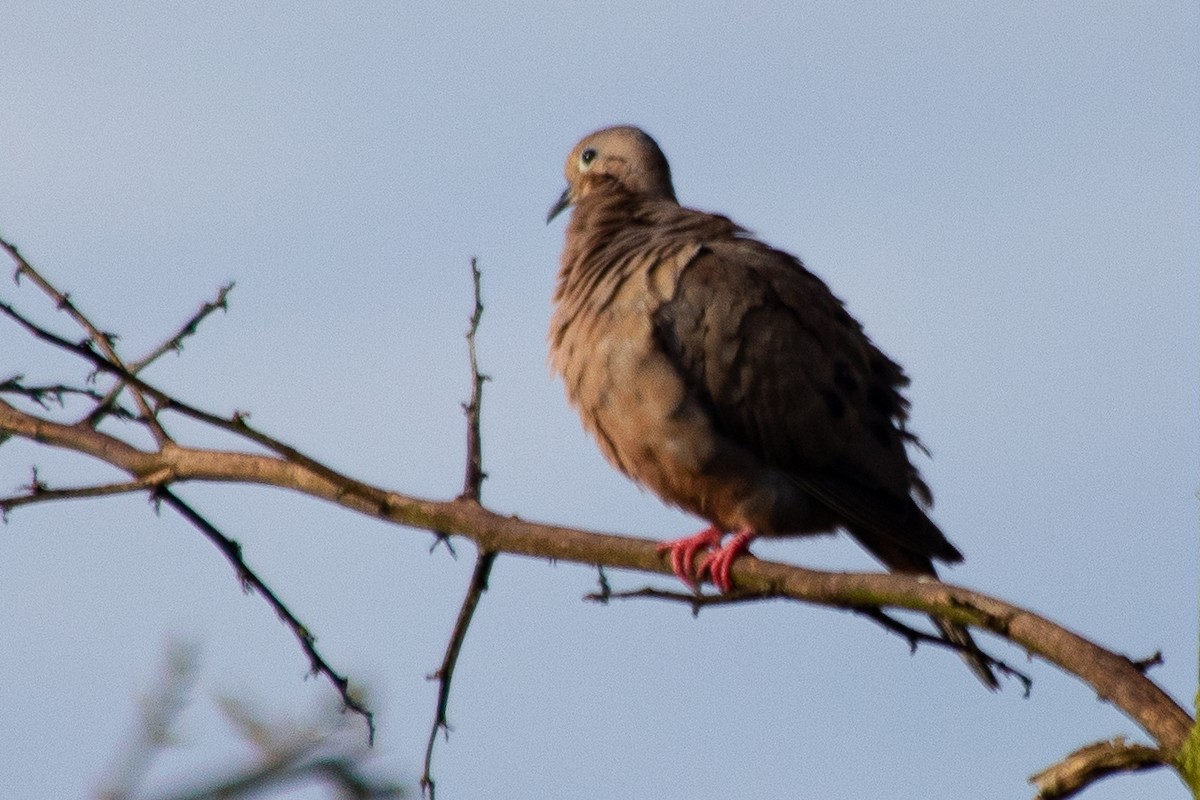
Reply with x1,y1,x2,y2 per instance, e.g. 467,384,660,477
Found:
421,549,497,799
1,475,162,518
0,236,373,741
2,235,169,445
2,237,1195,799
583,584,1034,693
423,259,497,799
459,256,488,503
154,487,376,744
86,281,234,428
0,375,130,416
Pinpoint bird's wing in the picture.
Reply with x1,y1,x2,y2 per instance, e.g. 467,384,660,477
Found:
652,238,960,563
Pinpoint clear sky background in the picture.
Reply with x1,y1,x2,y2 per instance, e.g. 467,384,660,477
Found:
1,4,1197,799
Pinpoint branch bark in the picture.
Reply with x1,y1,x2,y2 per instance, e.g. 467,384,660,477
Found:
1029,737,1171,799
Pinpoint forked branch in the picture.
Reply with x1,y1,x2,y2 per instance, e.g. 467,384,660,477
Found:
1,236,1193,799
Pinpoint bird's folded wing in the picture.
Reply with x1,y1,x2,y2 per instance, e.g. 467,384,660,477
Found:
651,240,958,561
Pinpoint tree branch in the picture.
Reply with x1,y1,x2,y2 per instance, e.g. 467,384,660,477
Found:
424,259,496,798
3,239,1194,796
1,475,164,517
458,257,488,503
0,375,131,415
584,584,1034,692
1030,737,1172,799
154,487,375,743
2,393,1190,758
85,281,234,428
2,234,170,444
421,548,496,799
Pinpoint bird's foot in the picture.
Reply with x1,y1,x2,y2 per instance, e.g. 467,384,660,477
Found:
697,527,756,593
656,525,725,590
656,526,758,593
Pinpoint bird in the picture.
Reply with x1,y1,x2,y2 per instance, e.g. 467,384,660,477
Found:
546,124,997,689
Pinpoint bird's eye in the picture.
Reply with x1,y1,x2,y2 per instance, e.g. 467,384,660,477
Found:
580,148,597,167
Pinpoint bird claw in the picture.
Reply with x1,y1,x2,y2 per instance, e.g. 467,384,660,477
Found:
697,529,755,593
656,526,724,590
657,526,756,593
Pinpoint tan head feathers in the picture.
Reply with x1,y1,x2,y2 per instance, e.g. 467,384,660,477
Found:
547,126,677,223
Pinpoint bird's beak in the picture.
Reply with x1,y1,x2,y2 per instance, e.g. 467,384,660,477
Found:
546,186,572,224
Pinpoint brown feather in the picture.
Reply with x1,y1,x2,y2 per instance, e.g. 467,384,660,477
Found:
549,125,997,689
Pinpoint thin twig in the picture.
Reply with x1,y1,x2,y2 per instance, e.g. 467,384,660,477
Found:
857,607,1033,695
1,235,170,445
147,753,405,800
1,476,168,519
0,375,126,412
3,236,115,353
0,299,378,501
114,687,405,800
86,281,235,428
594,565,612,601
585,584,1033,691
424,262,496,798
421,549,496,799
458,258,488,502
132,282,235,372
583,584,772,616
153,487,376,744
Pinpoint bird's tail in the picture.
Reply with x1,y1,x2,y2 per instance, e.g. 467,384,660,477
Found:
932,615,1000,691
851,529,1000,691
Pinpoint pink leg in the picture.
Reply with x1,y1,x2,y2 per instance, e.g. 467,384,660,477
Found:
656,525,725,590
697,527,757,593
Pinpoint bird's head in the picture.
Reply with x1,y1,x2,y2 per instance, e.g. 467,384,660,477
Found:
547,125,677,223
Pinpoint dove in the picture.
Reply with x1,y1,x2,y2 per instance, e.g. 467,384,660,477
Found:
547,125,997,688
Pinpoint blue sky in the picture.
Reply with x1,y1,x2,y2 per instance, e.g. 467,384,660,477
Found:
1,3,1197,798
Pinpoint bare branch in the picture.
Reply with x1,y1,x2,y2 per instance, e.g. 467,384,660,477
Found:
0,375,129,413
0,298,396,505
584,584,1034,692
3,235,113,351
1,235,170,444
1,476,164,518
86,281,235,428
2,387,1191,770
594,565,612,601
458,257,488,502
854,606,1033,695
1030,737,1171,799
2,238,1193,792
154,487,376,743
421,549,497,799
106,685,405,800
1,392,1190,758
584,583,771,615
425,263,496,797
132,281,234,371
